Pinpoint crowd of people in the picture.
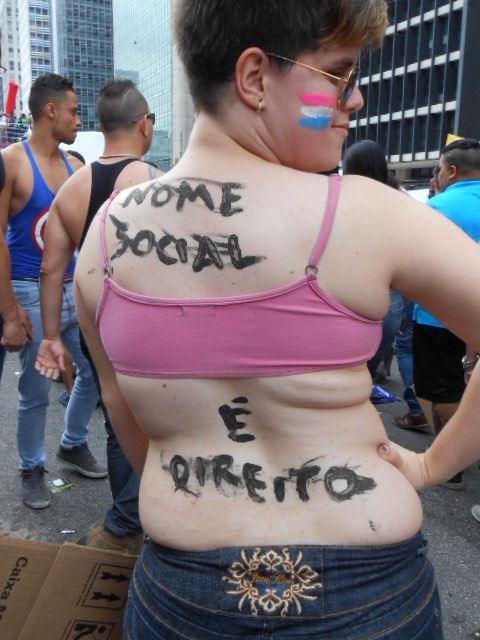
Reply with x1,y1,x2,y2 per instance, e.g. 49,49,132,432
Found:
341,136,480,518
0,112,31,145
1,0,480,637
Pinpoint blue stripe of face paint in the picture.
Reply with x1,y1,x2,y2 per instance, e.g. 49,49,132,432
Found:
298,114,331,130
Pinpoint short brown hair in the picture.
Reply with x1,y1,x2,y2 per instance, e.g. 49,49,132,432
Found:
175,0,388,114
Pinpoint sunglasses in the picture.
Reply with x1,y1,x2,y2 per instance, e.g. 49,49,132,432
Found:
132,112,156,125
266,53,360,110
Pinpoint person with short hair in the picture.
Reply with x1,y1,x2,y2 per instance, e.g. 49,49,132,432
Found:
0,73,106,510
73,2,480,637
412,137,480,490
36,77,162,554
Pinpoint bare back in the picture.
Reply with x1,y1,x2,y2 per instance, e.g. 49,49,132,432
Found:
76,151,448,551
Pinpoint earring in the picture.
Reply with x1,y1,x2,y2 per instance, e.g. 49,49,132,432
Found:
256,99,263,114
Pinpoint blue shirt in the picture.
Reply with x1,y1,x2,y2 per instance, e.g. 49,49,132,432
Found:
7,141,75,278
414,179,480,327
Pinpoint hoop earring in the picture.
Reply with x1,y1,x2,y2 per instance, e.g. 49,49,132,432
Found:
256,99,263,114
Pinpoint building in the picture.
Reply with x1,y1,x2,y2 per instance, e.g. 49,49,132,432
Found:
113,0,193,170
54,0,114,131
0,0,31,115
348,0,480,183
0,0,113,132
114,0,479,177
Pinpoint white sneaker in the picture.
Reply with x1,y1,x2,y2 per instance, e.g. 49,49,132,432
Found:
471,505,480,522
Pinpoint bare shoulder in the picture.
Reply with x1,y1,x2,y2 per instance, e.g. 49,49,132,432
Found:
115,160,163,191
65,152,86,172
53,164,92,231
335,174,434,225
56,163,92,198
1,141,27,174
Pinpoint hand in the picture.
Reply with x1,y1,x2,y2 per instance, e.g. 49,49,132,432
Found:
18,305,33,341
35,337,66,379
0,317,28,351
377,440,432,491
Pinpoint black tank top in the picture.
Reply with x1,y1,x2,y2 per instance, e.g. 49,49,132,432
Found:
79,158,138,249
79,157,138,361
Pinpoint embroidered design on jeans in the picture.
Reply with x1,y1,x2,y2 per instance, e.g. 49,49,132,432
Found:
222,547,322,616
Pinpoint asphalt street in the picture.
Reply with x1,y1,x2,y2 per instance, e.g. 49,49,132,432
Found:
0,351,479,639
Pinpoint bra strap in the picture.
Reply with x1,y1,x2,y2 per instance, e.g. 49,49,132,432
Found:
306,173,342,273
99,190,120,276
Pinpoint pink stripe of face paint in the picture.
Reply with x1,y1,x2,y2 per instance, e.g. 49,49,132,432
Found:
300,93,337,107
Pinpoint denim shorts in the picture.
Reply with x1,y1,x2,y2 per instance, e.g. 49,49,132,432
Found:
123,531,442,639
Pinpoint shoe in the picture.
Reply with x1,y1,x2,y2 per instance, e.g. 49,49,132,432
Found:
56,443,108,478
440,471,464,490
78,523,144,556
58,390,70,407
471,505,480,522
20,466,51,509
370,385,400,404
393,412,430,431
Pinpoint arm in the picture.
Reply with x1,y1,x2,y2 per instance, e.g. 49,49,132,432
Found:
36,170,87,377
74,216,148,475
362,183,480,486
0,226,31,350
379,359,480,489
0,147,32,350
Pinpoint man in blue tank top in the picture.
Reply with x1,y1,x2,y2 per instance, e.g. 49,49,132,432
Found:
36,78,162,554
0,73,107,510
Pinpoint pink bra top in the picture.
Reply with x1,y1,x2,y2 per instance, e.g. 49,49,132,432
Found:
96,174,382,378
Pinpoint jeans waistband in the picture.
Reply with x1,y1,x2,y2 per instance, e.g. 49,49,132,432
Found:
138,532,430,617
12,275,74,282
125,532,442,639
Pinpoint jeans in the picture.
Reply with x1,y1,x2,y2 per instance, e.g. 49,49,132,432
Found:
394,299,424,414
12,279,99,470
368,288,404,377
124,532,443,639
90,349,141,537
0,317,5,381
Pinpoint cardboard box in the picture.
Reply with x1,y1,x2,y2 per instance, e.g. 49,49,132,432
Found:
0,535,136,640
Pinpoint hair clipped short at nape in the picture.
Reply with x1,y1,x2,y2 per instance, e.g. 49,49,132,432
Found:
441,138,480,174
174,0,388,115
96,78,148,132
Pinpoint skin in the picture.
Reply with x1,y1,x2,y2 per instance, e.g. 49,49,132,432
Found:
33,108,162,376
0,225,33,350
74,45,480,551
0,89,82,350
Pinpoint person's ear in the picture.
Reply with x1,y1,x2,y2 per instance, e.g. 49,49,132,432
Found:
44,101,57,120
138,115,149,138
235,47,269,112
447,163,458,182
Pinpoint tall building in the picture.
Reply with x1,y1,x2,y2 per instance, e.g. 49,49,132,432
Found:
0,0,113,131
54,0,113,131
113,0,193,170
0,0,29,114
348,0,480,182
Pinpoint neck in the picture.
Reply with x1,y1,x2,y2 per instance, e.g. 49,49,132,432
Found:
98,152,140,159
27,129,61,158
